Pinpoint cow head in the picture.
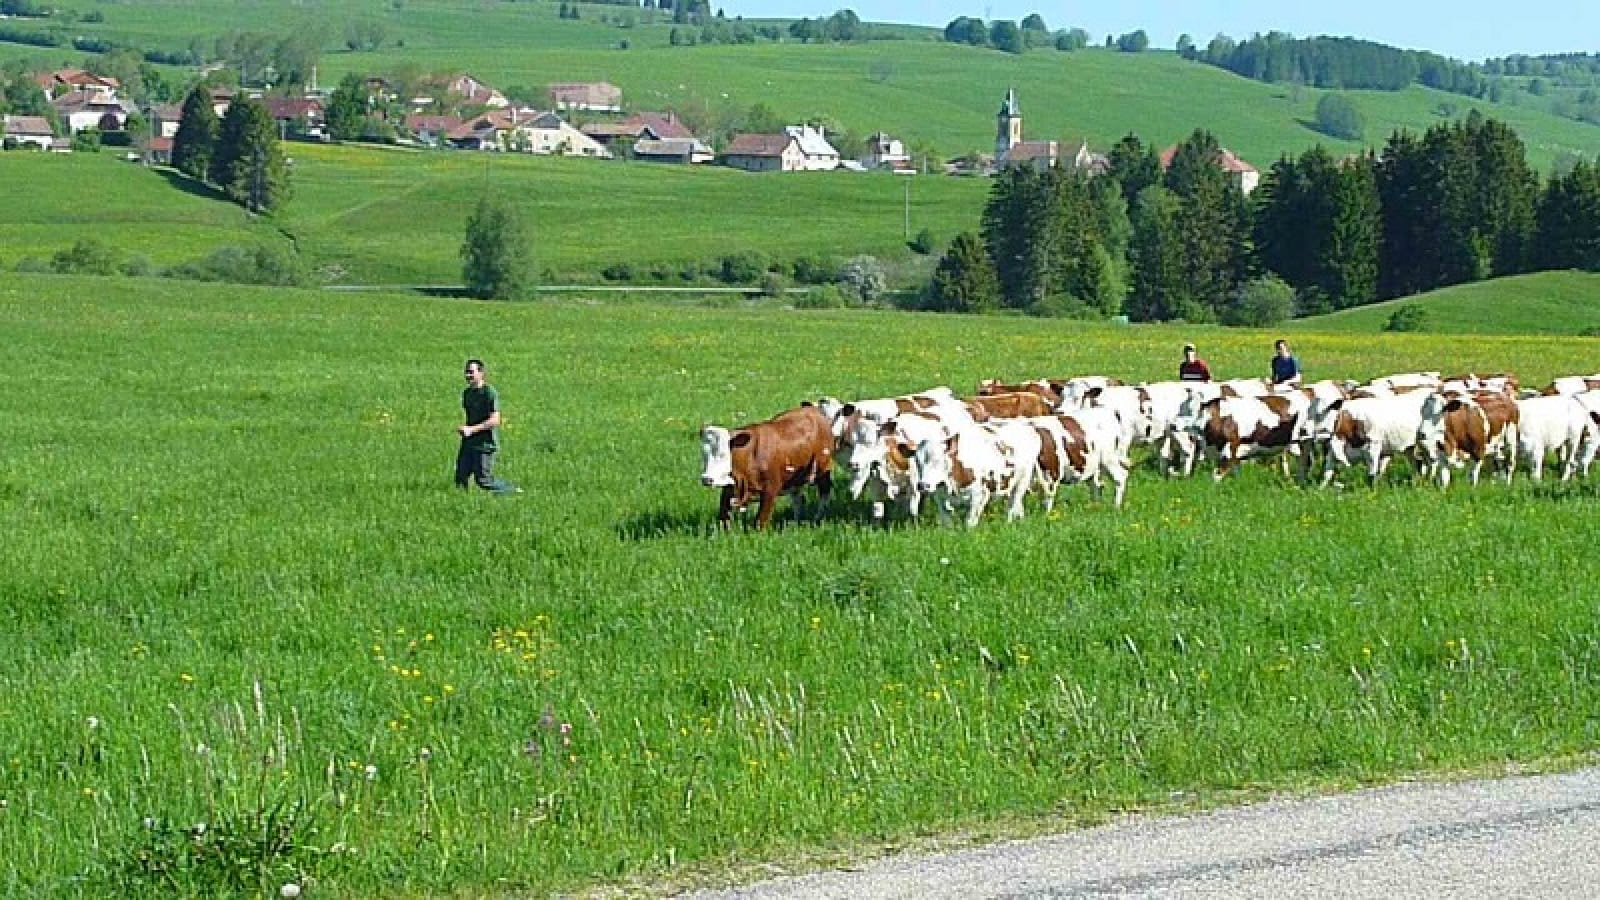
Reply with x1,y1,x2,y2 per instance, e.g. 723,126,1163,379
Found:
839,416,892,499
913,436,957,494
699,425,745,487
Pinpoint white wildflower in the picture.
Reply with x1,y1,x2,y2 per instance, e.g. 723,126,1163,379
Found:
280,883,302,899
363,764,378,781
85,716,100,730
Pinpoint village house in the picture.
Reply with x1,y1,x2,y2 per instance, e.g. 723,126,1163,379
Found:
1159,144,1261,194
52,89,133,133
405,114,464,147
1072,140,1110,176
861,131,912,171
784,124,840,170
548,81,622,113
993,88,1058,172
149,104,184,139
445,74,508,109
580,110,695,149
145,136,174,165
2,114,56,150
723,132,806,172
33,69,119,98
446,109,611,157
632,137,714,164
262,97,327,140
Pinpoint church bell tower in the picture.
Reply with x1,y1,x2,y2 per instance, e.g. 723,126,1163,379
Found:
996,87,1022,159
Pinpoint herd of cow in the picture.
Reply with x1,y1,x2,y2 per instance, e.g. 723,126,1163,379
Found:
696,370,1600,528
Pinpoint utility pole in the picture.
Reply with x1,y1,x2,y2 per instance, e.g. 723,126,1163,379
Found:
903,177,910,241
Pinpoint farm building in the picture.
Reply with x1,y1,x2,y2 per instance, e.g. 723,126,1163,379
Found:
548,81,623,113
723,133,806,172
51,90,132,134
2,115,55,150
633,137,714,164
1159,144,1261,194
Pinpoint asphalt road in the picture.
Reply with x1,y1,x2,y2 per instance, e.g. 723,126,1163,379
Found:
687,767,1600,899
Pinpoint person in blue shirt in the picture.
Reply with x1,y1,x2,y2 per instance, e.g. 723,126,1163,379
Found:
1270,339,1302,387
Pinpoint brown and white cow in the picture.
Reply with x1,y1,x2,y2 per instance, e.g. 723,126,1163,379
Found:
1027,406,1130,508
976,378,1061,405
966,391,1054,419
1195,394,1306,482
835,409,953,522
817,387,961,439
907,419,1041,526
699,404,833,528
1318,389,1434,486
1439,372,1519,397
1540,374,1600,396
1415,391,1519,487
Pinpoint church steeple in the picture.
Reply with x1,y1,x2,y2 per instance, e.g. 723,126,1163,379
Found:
996,87,1023,158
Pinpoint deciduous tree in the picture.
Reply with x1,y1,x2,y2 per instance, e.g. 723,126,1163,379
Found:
461,196,534,300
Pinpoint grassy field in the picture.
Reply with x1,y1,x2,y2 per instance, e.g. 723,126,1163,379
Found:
0,147,989,282
5,274,1600,897
8,0,1600,172
1291,271,1600,336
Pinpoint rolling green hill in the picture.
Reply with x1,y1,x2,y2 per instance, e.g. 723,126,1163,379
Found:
10,0,1600,171
1288,271,1600,336
0,146,990,282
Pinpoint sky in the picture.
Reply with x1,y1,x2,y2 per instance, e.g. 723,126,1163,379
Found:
749,1,1597,62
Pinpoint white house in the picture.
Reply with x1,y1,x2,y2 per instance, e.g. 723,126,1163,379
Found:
861,131,911,170
783,124,840,171
446,109,612,157
2,114,55,149
52,90,131,133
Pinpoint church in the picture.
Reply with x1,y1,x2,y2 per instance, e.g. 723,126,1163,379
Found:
994,88,1060,171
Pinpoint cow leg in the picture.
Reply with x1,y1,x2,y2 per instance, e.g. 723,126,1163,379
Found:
717,486,736,527
1102,456,1129,508
754,491,778,529
933,485,954,526
965,485,989,527
811,471,831,523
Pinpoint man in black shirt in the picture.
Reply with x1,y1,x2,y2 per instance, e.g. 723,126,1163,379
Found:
455,358,520,494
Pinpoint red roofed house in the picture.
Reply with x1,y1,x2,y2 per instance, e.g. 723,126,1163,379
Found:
548,81,622,113
723,132,805,172
406,114,464,146
1158,144,1261,195
33,68,120,98
262,97,326,140
580,110,696,149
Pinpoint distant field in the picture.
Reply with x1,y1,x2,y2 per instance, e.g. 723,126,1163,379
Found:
0,148,988,282
5,275,1600,896
9,0,1600,171
1290,271,1600,337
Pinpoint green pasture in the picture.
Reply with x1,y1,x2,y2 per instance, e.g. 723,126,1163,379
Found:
0,148,987,282
4,275,1600,897
1291,271,1600,337
10,0,1600,172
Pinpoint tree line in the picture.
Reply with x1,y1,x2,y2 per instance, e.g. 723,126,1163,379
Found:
170,85,290,214
1193,33,1486,98
927,114,1600,324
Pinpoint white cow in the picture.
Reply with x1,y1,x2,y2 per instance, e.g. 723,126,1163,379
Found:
1319,389,1433,486
910,419,1041,526
1515,394,1600,481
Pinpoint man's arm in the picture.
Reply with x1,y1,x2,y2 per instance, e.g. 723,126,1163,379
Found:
459,410,502,437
